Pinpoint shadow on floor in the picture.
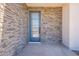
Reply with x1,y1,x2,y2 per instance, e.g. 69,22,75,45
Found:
16,42,77,56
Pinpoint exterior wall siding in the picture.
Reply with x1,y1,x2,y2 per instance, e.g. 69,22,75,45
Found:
0,3,5,56
28,7,62,44
0,4,62,56
0,3,28,56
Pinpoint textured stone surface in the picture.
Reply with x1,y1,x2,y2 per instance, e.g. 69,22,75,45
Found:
0,4,62,56
0,3,5,56
28,7,62,44
0,3,28,56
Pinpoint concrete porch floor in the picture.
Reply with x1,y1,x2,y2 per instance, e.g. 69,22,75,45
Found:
17,43,77,56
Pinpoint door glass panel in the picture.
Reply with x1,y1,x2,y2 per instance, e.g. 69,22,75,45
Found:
31,12,39,37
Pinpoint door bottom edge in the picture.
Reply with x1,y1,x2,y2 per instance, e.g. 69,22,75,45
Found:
28,42,41,43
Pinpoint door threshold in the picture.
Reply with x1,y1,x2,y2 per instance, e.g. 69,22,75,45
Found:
29,42,41,43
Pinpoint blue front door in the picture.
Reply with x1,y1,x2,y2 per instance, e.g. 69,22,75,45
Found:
29,11,40,42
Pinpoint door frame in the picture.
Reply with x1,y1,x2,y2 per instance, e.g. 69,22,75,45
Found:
28,11,41,42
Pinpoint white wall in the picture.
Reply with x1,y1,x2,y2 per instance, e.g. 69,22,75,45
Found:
69,3,79,50
62,3,79,51
62,4,70,47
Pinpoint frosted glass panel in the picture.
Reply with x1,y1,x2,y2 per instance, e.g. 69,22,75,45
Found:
31,13,39,27
31,12,39,37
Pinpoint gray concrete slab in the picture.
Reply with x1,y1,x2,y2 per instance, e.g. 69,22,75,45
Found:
17,43,77,56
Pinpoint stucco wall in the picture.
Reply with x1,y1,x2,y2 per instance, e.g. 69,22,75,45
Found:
0,3,28,56
28,7,62,44
62,4,70,47
62,3,79,51
69,3,79,50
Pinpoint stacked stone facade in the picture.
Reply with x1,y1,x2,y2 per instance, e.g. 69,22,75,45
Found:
28,7,62,44
0,4,62,55
0,3,28,55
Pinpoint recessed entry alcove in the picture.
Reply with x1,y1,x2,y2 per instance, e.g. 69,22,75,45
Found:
0,3,78,56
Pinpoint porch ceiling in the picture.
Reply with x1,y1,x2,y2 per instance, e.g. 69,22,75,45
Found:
26,3,65,7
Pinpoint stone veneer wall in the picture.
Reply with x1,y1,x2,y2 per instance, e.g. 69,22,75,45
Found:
0,4,62,55
0,3,28,56
28,7,62,44
0,3,5,55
